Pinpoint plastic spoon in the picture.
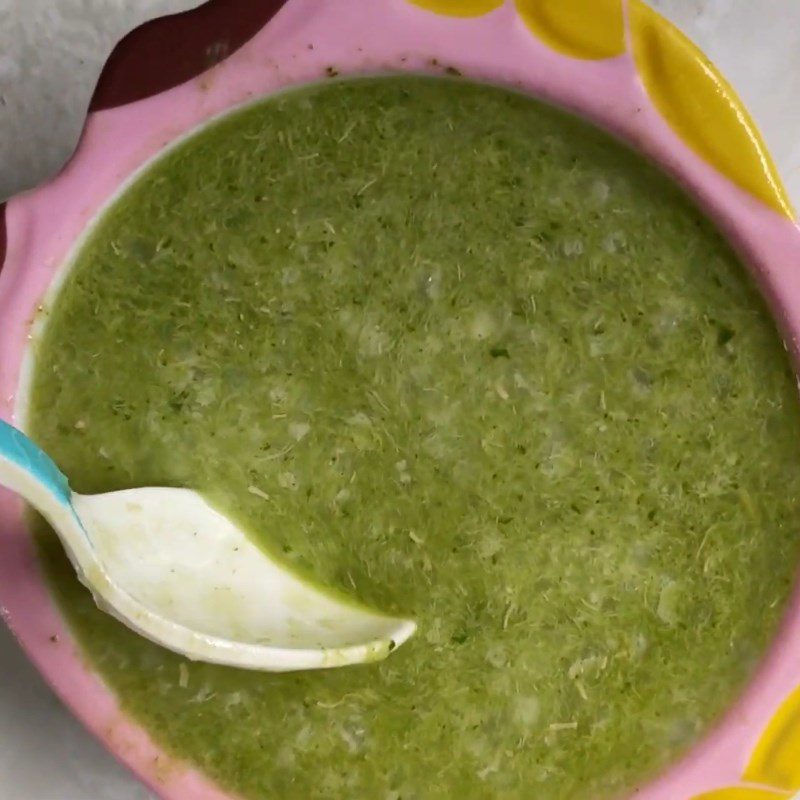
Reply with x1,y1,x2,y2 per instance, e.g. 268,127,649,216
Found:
0,418,415,671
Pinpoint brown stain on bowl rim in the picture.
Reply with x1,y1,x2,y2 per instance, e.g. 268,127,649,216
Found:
102,719,182,785
90,0,290,111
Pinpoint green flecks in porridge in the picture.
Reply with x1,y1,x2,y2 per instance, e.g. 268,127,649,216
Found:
28,77,800,799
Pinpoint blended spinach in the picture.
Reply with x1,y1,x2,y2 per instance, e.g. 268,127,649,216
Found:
27,77,800,799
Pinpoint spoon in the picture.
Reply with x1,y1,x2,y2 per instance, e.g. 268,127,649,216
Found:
0,418,415,671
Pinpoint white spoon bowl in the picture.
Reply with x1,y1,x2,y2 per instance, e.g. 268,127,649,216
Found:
0,418,416,671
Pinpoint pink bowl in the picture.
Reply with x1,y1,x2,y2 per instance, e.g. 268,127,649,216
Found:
2,2,800,797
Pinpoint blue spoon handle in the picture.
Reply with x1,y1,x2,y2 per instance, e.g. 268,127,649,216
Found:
0,418,72,507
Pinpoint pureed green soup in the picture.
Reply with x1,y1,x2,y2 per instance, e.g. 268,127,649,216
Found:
27,77,800,798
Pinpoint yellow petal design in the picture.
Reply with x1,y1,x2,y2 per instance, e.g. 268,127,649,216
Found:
628,0,794,219
743,684,800,791
692,789,789,800
515,0,624,60
406,0,502,17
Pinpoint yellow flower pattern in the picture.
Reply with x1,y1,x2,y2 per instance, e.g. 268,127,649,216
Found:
515,0,624,60
742,685,800,792
672,678,800,798
405,0,502,17
405,0,794,218
628,0,793,219
694,790,790,799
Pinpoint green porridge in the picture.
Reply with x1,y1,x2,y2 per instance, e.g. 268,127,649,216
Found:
28,77,800,799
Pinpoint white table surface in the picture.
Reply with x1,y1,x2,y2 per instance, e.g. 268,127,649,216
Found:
1,1,800,798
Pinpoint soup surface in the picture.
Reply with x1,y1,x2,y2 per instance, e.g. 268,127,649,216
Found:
27,77,800,799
